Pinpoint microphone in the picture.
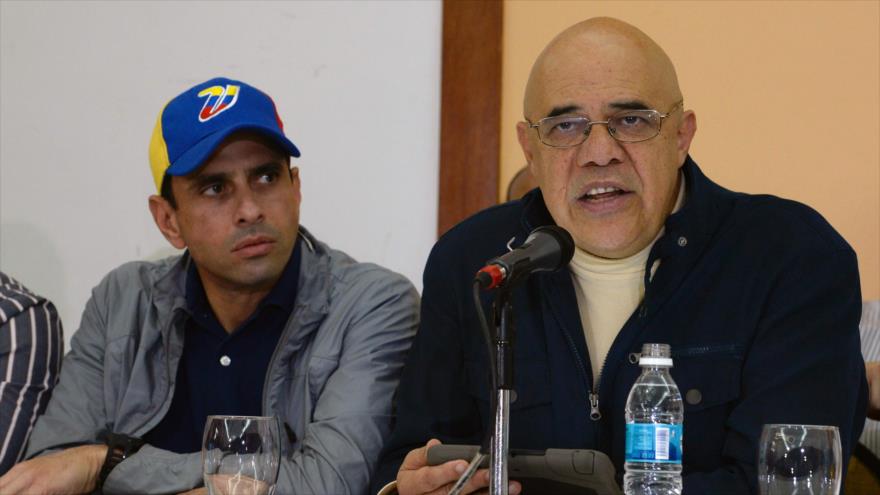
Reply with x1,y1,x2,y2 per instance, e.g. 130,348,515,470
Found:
475,226,575,290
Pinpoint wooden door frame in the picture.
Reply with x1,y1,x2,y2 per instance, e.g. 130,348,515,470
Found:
437,0,503,237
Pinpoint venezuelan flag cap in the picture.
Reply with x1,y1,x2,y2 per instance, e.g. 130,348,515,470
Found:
148,77,301,192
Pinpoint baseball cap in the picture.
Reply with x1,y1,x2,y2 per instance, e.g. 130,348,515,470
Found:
148,77,301,192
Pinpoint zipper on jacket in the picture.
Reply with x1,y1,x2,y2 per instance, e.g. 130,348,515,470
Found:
591,281,653,427
556,318,599,423
589,352,612,422
588,348,615,422
589,392,601,421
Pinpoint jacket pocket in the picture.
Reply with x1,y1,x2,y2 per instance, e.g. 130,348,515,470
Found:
671,346,742,412
670,347,743,471
307,355,340,406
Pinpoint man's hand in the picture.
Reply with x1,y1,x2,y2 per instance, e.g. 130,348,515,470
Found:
0,444,107,495
396,439,520,495
866,361,880,420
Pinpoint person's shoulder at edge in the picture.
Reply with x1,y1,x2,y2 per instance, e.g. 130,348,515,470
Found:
0,273,50,315
678,162,850,252
90,255,184,296
677,160,852,254
79,255,186,341
725,190,854,254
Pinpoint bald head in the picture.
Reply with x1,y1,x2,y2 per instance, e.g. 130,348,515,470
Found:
524,17,682,119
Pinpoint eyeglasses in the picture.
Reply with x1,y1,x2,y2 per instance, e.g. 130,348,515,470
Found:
526,101,683,147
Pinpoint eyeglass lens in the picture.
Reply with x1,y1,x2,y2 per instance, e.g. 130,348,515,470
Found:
539,110,663,146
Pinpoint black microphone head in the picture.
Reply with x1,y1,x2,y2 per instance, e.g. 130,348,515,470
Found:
481,225,576,289
527,225,575,271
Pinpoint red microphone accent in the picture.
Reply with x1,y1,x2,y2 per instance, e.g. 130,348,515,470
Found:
476,265,506,290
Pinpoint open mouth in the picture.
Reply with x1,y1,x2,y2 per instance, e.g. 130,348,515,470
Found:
579,186,631,202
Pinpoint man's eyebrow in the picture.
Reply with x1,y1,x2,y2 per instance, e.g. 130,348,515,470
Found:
544,101,653,118
608,100,652,111
188,171,229,191
249,161,287,177
545,105,582,118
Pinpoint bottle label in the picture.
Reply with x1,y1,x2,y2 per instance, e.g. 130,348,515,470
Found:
625,423,683,463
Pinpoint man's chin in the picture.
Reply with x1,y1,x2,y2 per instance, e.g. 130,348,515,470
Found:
569,232,651,260
228,262,285,292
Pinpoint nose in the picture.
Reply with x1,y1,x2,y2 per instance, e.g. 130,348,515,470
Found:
576,121,624,168
235,189,265,225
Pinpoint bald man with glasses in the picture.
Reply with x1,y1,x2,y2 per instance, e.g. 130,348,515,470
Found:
373,17,866,495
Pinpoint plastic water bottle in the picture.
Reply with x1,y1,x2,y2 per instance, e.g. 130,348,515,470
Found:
623,343,684,495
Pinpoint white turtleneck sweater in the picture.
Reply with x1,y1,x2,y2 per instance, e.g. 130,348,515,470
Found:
569,176,685,385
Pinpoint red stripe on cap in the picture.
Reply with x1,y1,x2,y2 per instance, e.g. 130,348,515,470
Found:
261,91,284,131
273,105,284,131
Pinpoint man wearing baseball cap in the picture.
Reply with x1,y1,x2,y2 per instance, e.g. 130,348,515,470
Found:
0,77,419,494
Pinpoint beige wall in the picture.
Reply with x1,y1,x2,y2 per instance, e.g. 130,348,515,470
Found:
501,0,879,299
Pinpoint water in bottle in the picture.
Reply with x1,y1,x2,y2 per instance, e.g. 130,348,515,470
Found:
623,343,684,495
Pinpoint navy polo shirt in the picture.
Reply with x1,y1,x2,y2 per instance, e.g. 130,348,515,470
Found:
144,238,302,453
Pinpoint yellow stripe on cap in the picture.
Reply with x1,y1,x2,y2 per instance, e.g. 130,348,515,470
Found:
148,103,171,193
198,86,225,97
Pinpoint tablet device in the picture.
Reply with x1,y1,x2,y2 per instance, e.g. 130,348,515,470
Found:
427,444,623,495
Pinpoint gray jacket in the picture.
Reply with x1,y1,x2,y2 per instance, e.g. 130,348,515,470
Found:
26,229,419,494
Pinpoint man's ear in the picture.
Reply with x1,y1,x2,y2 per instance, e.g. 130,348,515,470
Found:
148,195,186,249
676,110,697,164
516,121,535,166
289,166,302,204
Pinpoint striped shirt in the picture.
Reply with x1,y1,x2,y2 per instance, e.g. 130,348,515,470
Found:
0,272,63,474
860,300,880,458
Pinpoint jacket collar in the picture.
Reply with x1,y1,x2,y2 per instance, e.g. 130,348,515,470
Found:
153,255,189,318
665,155,732,236
289,226,332,331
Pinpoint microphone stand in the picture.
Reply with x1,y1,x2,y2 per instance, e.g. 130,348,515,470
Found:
489,287,514,495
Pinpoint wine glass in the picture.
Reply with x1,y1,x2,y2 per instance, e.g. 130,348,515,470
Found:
202,415,281,495
758,424,842,495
